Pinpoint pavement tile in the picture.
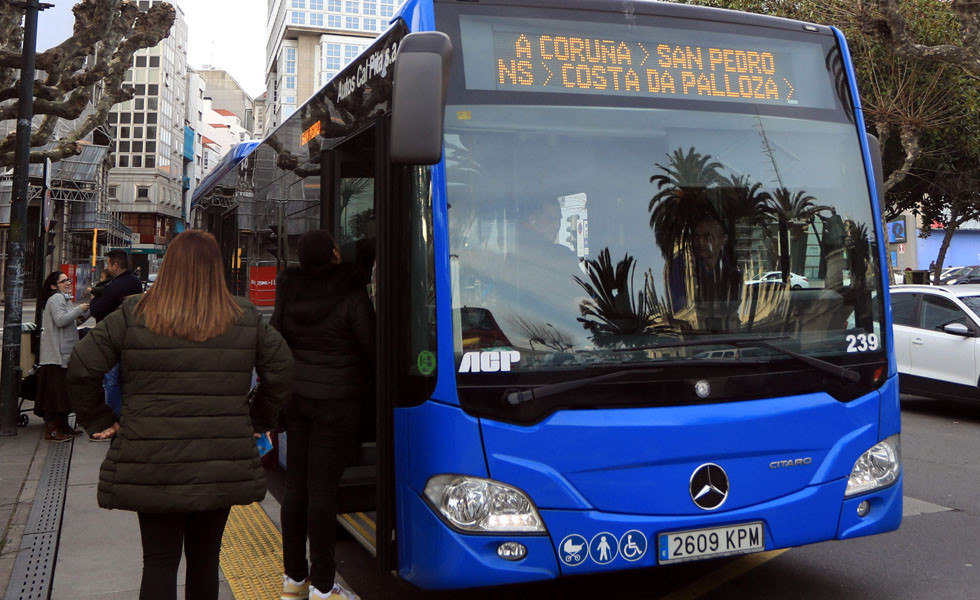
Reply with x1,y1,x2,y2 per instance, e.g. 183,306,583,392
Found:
51,431,232,599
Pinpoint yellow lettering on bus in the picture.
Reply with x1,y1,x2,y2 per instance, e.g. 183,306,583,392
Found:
540,35,554,60
515,34,532,59
616,41,632,65
625,68,640,91
682,71,697,94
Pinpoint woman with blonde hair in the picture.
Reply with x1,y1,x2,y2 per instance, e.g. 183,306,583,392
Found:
67,230,293,600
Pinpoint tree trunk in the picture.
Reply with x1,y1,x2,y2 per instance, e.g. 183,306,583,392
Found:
933,213,958,285
778,219,790,281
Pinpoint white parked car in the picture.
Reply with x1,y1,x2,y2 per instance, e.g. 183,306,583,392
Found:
745,271,810,289
890,284,980,401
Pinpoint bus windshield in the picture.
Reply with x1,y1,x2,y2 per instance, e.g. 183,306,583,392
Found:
439,4,885,379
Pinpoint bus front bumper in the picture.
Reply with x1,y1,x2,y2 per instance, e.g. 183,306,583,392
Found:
397,473,901,589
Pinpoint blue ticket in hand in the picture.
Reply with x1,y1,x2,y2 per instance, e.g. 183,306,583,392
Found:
256,433,273,457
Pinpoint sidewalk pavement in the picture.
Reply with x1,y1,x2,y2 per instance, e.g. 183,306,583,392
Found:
3,413,359,600
0,415,46,596
50,426,236,600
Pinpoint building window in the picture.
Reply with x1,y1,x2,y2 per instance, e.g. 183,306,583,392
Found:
285,96,296,104
132,155,142,168
137,186,150,199
146,155,155,168
292,0,305,6
328,0,340,10
108,186,118,199
285,76,296,89
149,56,160,68
327,14,340,27
344,45,360,61
346,1,358,13
135,55,147,67
325,43,341,70
380,0,393,17
345,16,359,28
363,18,375,31
310,13,323,26
119,141,130,152
310,0,323,9
120,126,130,138
363,1,375,15
291,11,305,24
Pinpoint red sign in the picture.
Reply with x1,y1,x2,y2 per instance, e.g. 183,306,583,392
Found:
249,266,278,306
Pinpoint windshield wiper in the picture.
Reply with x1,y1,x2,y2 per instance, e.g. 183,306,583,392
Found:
504,361,722,406
504,336,860,406
615,335,859,383
730,340,860,383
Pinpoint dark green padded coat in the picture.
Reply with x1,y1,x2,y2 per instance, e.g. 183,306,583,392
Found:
67,295,293,513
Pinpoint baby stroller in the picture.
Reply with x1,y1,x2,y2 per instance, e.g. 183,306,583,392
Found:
17,365,38,427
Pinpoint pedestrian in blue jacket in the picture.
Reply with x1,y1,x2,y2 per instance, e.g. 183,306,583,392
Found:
88,249,143,422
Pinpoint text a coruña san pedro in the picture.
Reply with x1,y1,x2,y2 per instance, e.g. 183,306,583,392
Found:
497,35,797,103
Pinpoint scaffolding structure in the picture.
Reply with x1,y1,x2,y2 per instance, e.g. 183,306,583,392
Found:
0,144,132,296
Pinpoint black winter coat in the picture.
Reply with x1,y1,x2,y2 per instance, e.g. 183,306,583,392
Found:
67,296,293,513
89,270,143,321
271,263,375,400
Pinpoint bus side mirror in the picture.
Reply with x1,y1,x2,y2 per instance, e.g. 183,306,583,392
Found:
390,32,453,165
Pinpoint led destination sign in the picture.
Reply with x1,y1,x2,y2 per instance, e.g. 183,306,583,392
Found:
460,15,837,110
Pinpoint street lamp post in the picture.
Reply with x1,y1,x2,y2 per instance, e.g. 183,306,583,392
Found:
1,0,54,436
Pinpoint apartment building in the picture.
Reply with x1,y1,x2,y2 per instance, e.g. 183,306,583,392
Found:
107,0,189,271
264,0,400,132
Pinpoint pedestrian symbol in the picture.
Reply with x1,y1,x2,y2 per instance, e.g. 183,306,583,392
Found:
618,530,647,562
589,532,618,565
558,534,588,567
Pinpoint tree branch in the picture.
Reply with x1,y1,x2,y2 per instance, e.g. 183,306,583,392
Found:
0,0,175,168
882,124,921,192
875,0,980,76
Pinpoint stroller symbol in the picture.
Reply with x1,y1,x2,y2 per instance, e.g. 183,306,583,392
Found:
559,534,588,566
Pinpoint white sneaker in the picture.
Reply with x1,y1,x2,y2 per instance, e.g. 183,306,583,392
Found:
281,574,310,599
310,582,360,600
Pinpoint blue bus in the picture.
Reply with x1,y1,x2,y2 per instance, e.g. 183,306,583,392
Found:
192,0,901,589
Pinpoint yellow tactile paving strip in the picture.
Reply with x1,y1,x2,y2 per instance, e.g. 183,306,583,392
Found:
220,503,284,600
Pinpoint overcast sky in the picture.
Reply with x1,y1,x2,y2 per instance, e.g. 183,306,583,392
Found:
37,0,267,97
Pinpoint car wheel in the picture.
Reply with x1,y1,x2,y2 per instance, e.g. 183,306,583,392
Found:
792,284,802,290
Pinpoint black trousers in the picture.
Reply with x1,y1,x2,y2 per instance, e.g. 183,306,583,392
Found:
136,507,231,600
281,395,361,592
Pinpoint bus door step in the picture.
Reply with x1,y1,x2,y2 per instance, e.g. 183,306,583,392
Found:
338,511,378,556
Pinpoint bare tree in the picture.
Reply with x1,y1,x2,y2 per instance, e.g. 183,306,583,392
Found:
874,0,980,76
0,0,175,167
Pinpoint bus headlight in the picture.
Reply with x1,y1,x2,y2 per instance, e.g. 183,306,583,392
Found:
845,434,901,497
424,475,547,533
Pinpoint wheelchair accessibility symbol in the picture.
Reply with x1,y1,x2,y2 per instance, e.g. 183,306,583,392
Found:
558,534,589,567
618,530,647,562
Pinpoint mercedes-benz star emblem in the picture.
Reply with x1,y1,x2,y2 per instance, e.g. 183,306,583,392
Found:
690,463,729,510
694,380,711,399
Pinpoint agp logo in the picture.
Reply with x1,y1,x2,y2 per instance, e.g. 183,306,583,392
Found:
458,350,521,373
